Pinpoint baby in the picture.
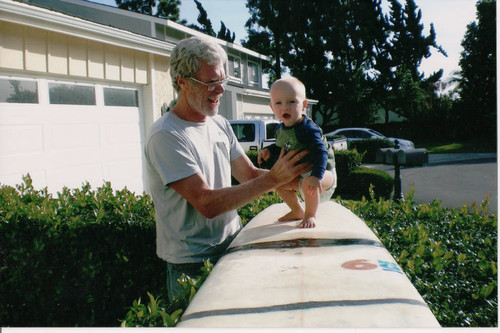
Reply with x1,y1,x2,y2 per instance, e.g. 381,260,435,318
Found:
258,77,337,228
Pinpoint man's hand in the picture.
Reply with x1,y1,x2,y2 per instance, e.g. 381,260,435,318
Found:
257,148,271,165
268,149,312,188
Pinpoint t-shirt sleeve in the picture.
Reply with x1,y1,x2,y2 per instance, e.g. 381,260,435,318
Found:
145,130,200,186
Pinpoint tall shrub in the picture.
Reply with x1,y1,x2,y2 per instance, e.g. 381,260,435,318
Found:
0,176,166,327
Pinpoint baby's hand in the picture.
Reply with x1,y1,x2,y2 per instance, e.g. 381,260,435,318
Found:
258,148,271,165
302,176,322,197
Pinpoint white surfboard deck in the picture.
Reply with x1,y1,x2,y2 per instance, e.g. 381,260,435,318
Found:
177,201,440,328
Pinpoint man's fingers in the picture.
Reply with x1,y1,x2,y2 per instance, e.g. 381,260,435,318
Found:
293,149,309,163
279,148,286,159
297,161,312,173
282,149,309,163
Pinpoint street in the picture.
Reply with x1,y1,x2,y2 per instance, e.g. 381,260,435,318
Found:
366,153,498,213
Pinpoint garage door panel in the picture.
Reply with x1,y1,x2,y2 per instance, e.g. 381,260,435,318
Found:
45,108,102,122
103,158,143,192
51,123,101,150
102,123,141,145
0,170,47,189
50,163,103,190
101,143,142,159
100,108,140,122
0,125,44,155
0,154,46,173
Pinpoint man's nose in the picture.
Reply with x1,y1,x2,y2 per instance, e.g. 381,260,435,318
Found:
213,83,225,93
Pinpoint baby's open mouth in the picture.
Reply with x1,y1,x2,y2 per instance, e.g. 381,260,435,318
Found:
283,113,291,119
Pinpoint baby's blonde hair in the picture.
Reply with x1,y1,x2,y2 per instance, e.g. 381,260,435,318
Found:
270,77,307,98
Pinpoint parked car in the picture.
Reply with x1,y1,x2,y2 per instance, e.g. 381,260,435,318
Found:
230,119,348,152
230,119,280,152
325,127,415,149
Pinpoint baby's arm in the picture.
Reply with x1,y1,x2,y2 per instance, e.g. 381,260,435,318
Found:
258,148,271,165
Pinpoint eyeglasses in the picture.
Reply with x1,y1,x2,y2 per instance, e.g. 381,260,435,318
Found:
189,77,229,92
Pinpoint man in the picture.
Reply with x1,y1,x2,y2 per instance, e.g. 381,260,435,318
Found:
144,36,311,301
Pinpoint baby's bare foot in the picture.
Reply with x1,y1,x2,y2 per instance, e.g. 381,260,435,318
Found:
278,210,304,222
298,216,316,228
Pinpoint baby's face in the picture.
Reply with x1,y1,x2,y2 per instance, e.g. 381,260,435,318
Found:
269,81,307,127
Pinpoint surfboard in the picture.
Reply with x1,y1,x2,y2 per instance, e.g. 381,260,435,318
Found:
177,201,440,328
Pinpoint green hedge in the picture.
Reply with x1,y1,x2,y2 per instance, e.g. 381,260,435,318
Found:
333,149,363,179
343,193,497,327
0,176,166,327
336,166,394,200
333,150,393,200
1,176,497,327
350,138,393,163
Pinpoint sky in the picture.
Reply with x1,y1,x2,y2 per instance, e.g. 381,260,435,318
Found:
94,0,479,81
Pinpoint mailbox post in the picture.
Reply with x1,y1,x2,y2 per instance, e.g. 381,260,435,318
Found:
376,140,428,202
393,141,403,202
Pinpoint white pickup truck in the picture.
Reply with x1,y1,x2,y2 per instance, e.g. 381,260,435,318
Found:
229,119,347,152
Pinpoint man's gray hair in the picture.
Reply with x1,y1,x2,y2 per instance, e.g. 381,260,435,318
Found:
170,36,228,92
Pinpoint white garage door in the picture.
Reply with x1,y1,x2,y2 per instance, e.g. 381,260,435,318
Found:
0,75,145,194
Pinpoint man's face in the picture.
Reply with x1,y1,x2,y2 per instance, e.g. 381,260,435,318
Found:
186,61,226,119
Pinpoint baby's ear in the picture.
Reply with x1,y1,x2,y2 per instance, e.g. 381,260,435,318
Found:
302,99,308,110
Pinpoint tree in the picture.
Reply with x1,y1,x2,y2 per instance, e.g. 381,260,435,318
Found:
217,22,236,44
455,0,496,143
244,0,446,130
244,0,396,129
244,0,291,81
378,0,446,125
115,0,182,21
188,0,235,43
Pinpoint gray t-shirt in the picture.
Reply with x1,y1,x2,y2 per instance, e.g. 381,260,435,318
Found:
144,112,245,264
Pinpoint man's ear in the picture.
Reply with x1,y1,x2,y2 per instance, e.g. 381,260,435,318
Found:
177,76,189,90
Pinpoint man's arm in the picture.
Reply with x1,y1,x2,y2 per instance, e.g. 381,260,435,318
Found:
231,151,268,183
169,149,310,219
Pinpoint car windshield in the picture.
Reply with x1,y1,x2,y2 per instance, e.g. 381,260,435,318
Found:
266,123,279,140
231,124,255,142
368,129,385,138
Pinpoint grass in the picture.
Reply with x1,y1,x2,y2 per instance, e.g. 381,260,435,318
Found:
416,139,497,154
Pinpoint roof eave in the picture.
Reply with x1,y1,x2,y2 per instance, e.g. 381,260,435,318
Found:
0,0,175,56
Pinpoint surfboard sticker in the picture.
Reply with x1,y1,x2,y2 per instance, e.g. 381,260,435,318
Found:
177,201,440,328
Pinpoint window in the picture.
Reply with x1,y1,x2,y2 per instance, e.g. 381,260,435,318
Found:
266,123,278,140
49,82,95,105
231,124,255,142
0,78,38,103
104,88,139,107
228,55,241,78
248,61,259,85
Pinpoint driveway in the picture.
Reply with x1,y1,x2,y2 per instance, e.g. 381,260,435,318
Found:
366,153,497,213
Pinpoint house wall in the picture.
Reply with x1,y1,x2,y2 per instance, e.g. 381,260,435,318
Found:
0,20,150,84
241,95,275,120
0,19,177,129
